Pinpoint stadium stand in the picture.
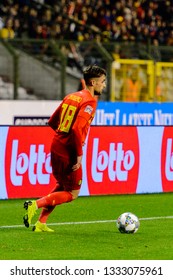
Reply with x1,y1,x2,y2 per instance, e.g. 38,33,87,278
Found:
0,0,172,44
0,75,37,99
0,0,172,100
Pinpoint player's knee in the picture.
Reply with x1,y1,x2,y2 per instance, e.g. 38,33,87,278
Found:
71,189,80,200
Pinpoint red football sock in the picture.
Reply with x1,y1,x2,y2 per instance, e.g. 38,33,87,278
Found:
38,206,55,223
36,191,73,209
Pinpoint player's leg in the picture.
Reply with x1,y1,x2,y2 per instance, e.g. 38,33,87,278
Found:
23,182,62,229
23,153,82,230
33,182,62,232
37,152,82,209
32,187,80,232
23,153,66,229
23,191,72,230
36,190,73,208
37,182,62,223
28,190,73,232
32,189,80,232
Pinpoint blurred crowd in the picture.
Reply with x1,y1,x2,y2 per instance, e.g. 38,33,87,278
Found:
0,0,173,46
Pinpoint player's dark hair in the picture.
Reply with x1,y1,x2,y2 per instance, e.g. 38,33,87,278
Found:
83,65,106,85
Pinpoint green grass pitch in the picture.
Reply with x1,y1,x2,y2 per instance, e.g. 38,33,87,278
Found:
0,193,173,260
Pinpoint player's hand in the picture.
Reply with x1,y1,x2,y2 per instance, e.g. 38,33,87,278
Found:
72,155,82,171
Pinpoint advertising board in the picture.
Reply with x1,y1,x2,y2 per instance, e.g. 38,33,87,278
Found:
1,100,173,126
0,125,173,199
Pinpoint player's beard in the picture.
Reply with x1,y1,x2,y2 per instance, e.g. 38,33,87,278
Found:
94,90,101,96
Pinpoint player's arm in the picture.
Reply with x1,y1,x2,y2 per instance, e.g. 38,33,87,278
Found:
72,155,83,171
71,101,96,157
71,117,88,171
71,116,87,156
48,104,62,130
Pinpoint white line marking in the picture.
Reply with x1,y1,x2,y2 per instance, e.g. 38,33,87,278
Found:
0,216,173,229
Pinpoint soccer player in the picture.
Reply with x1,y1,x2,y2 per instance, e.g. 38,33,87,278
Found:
23,65,107,232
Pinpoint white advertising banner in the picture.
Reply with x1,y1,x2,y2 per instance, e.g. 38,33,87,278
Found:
0,100,60,125
1,101,173,126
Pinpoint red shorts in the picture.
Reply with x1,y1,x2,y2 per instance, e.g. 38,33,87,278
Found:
51,151,82,191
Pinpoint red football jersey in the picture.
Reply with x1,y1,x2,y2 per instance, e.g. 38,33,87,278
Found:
48,89,97,157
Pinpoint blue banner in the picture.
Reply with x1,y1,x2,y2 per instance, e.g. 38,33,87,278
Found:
92,102,173,126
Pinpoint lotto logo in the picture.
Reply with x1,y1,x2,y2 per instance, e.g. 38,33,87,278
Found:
86,127,139,195
10,140,52,186
5,126,55,198
91,138,135,182
165,138,173,180
161,127,173,192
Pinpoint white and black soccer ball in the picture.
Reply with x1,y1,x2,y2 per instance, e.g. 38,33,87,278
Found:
116,212,140,234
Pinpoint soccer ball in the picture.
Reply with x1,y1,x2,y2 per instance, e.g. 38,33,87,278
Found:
116,212,140,234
